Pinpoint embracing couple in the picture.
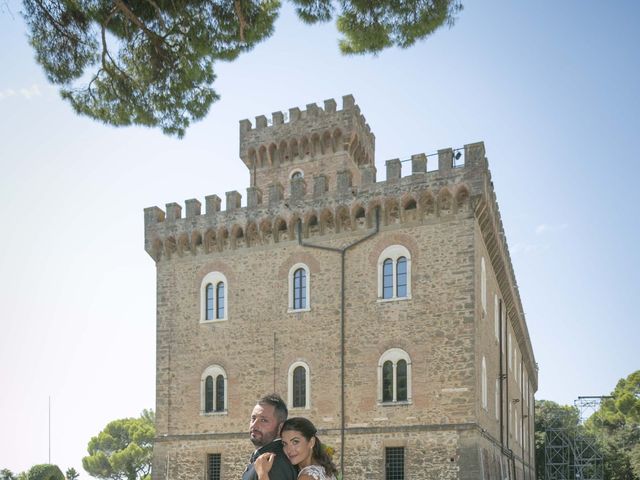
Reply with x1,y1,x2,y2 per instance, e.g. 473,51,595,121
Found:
242,393,337,480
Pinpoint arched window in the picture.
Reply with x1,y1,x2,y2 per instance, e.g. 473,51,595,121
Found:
205,376,214,412
216,282,225,319
378,245,412,301
481,256,487,314
382,259,393,298
215,375,224,411
396,359,408,401
201,365,227,414
206,284,214,320
287,361,310,409
293,268,306,310
494,294,500,340
292,366,306,407
378,348,412,404
290,169,304,180
495,378,500,420
481,356,488,410
382,361,393,402
396,257,407,297
200,272,228,322
288,263,311,312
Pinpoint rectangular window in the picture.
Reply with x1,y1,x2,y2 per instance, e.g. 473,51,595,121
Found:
385,447,404,480
207,453,221,480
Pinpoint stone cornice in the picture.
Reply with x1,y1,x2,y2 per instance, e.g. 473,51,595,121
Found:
474,172,538,390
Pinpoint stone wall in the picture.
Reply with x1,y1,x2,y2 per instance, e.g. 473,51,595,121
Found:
145,96,537,480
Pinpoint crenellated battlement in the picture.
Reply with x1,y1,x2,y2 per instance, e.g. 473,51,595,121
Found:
238,95,376,195
144,142,488,261
239,95,367,133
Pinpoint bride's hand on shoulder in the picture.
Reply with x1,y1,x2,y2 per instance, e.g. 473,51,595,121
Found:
254,452,276,480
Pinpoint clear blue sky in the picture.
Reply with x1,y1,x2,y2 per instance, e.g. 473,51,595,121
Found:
1,1,638,476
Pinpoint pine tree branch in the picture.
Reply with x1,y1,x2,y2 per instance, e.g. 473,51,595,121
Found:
32,0,87,45
100,8,134,84
113,0,164,48
143,0,166,30
234,0,246,42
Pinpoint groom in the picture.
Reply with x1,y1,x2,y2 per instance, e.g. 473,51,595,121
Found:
242,393,297,480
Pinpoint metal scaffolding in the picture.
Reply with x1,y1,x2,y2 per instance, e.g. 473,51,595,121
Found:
543,396,608,480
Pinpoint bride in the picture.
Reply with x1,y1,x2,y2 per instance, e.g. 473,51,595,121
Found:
254,417,338,480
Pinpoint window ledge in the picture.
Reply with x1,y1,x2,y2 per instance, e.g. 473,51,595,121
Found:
201,411,228,416
288,307,311,313
377,296,411,304
200,318,228,324
378,400,412,407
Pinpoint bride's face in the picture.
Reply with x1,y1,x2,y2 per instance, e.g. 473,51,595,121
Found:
282,429,315,468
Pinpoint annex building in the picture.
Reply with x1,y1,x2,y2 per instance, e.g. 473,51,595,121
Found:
144,95,537,480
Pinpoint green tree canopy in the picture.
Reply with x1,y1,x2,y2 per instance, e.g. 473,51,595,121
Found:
64,467,79,480
586,370,640,480
0,469,17,480
27,464,65,480
630,443,640,478
589,370,640,430
82,409,155,480
22,0,462,137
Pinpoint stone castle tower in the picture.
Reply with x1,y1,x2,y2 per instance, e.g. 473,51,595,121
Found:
144,95,537,480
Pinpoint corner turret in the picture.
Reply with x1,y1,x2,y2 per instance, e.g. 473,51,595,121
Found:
239,95,375,199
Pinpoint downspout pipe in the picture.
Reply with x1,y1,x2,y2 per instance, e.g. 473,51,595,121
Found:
521,364,525,480
297,208,380,479
532,392,537,478
499,300,504,448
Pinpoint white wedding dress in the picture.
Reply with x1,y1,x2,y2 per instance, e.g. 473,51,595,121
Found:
298,465,336,480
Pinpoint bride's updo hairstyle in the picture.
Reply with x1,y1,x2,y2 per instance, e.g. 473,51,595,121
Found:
281,417,338,477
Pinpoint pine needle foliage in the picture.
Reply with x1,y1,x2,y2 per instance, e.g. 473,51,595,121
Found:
22,0,462,137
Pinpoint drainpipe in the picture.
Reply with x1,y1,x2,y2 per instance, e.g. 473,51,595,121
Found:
498,299,504,448
499,300,515,475
505,314,510,454
521,362,525,480
297,208,380,479
532,389,537,478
